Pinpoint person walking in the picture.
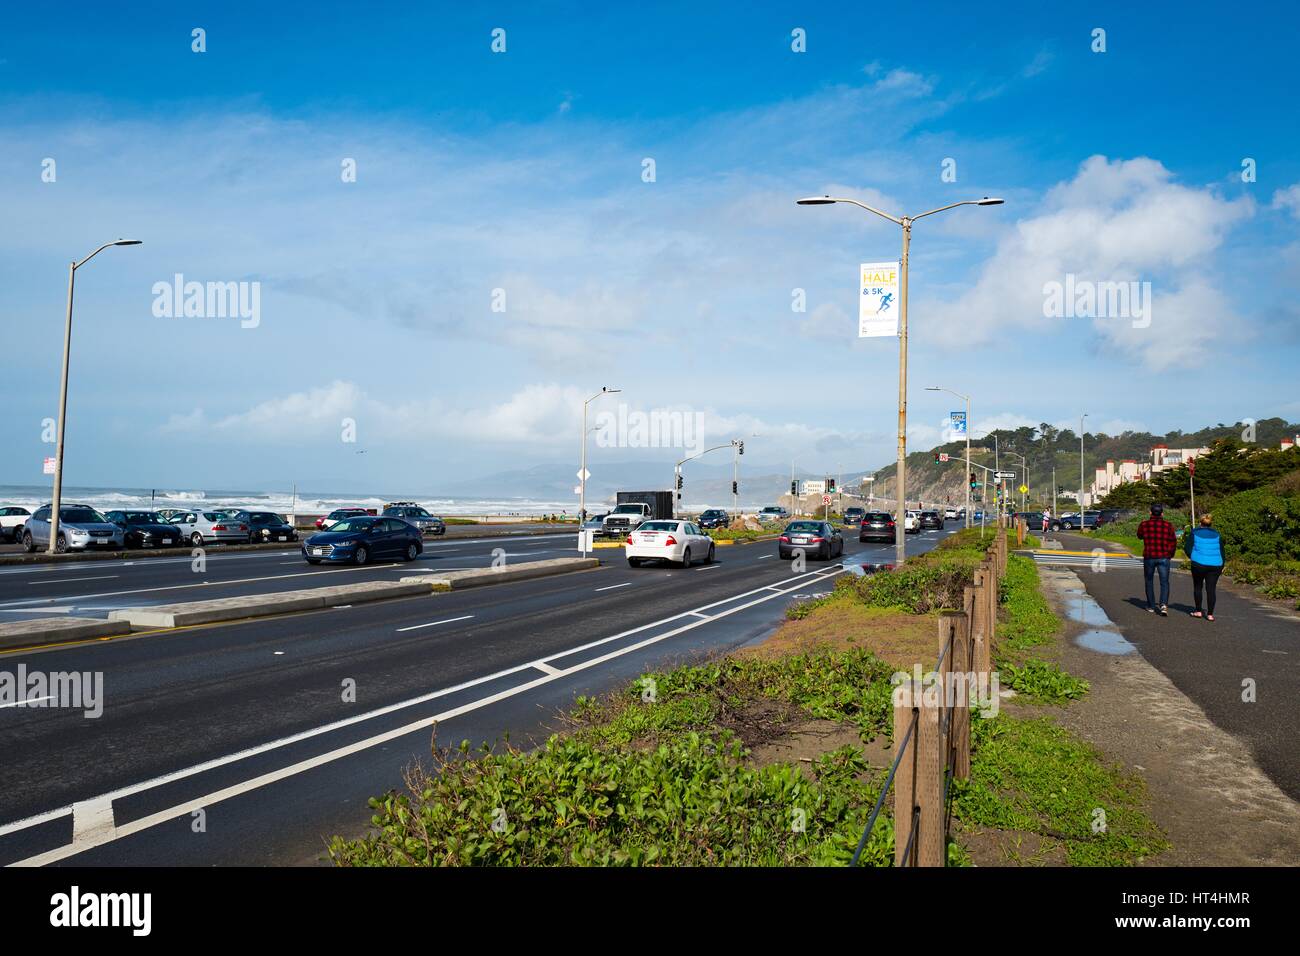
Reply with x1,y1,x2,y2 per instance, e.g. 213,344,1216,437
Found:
1136,502,1177,616
1042,507,1052,534
1183,513,1225,621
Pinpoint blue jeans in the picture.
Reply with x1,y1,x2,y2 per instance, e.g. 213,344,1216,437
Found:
1143,557,1171,608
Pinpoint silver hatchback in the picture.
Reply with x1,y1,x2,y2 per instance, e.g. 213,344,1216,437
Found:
22,504,125,553
168,509,251,545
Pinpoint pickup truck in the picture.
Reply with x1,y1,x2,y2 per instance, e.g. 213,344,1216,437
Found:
602,502,654,536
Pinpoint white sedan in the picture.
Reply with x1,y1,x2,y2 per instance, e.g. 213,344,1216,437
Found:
903,511,921,534
625,520,715,568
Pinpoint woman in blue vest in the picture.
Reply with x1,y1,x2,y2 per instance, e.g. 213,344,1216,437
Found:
1183,513,1225,621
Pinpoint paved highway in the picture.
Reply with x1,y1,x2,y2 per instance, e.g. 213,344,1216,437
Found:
0,524,959,865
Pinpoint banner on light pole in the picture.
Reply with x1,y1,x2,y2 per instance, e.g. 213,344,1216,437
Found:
859,261,900,337
950,411,967,436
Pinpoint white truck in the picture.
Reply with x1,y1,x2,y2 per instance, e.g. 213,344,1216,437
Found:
602,502,654,537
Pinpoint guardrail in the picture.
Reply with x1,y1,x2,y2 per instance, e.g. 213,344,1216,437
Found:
850,520,1009,867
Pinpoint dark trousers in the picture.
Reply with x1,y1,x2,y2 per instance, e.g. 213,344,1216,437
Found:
1143,557,1171,608
1190,561,1222,614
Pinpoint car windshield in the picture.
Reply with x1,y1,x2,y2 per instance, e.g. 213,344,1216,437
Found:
204,512,233,521
612,505,643,514
125,512,165,524
60,508,106,523
786,522,822,533
762,507,782,513
328,519,373,533
637,521,679,532
867,513,892,521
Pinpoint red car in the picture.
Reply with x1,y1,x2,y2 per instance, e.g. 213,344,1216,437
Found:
315,507,371,531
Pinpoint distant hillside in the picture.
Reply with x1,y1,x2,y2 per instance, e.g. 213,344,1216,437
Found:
870,417,1300,507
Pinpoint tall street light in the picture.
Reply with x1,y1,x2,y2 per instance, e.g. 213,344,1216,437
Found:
1079,413,1088,521
48,239,142,554
579,387,620,556
1008,451,1028,512
797,194,1003,567
926,385,971,528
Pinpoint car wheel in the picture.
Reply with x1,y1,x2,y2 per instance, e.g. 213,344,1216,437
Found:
22,531,35,553
55,534,68,554
354,545,369,566
191,532,204,546
705,543,715,563
681,547,692,568
628,557,642,567
405,543,419,561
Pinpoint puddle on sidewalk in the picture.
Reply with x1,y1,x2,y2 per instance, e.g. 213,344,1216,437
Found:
1062,586,1135,654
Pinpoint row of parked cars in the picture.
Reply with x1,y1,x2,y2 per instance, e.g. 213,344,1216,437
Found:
0,500,448,553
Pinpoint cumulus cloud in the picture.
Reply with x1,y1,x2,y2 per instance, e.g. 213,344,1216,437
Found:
928,156,1253,369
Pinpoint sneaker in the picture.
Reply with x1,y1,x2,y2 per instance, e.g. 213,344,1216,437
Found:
1159,605,1168,617
1146,606,1156,613
1207,614,1215,622
1190,610,1203,618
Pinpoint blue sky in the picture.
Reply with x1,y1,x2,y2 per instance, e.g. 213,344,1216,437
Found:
2,1,1298,494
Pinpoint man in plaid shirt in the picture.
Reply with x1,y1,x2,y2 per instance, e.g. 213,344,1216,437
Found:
1136,503,1177,615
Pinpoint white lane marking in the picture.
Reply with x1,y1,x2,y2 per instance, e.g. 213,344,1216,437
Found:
693,564,720,571
594,582,632,592
757,555,775,559
0,563,403,610
533,662,564,676
0,695,55,709
0,564,842,859
395,614,475,633
689,611,712,619
34,576,119,585
71,797,115,844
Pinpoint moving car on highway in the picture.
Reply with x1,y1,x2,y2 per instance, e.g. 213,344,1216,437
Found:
903,511,921,534
316,507,371,531
21,504,125,553
0,505,31,543
234,510,299,543
919,510,944,530
858,511,896,543
104,509,184,548
625,519,715,568
168,509,251,545
303,516,423,565
778,520,844,560
382,502,446,536
944,507,958,520
697,508,730,530
843,506,866,526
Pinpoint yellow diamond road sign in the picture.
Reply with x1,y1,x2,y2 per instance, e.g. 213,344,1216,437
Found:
1018,484,1028,494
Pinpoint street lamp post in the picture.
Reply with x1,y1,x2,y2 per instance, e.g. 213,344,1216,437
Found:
797,194,1003,566
47,239,142,554
1079,413,1088,523
926,385,971,529
676,443,741,518
1008,451,1027,513
580,387,620,556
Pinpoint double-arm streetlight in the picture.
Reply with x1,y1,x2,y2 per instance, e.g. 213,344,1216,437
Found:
675,443,740,517
926,385,971,528
579,387,620,555
48,239,142,553
797,194,1003,567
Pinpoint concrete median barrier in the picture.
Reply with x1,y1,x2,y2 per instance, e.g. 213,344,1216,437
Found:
107,580,434,629
400,556,599,591
0,617,131,651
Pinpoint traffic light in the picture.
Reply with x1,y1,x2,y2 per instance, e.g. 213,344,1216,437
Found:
790,480,798,495
969,471,977,487
738,441,744,456
731,480,738,495
676,473,683,490
826,478,836,493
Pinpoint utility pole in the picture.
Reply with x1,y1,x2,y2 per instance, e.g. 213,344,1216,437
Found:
1079,413,1088,523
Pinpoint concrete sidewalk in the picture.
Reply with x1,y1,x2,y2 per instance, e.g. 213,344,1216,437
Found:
1056,532,1300,803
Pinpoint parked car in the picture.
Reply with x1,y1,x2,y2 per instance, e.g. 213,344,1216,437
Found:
758,506,789,524
168,509,251,545
582,512,608,530
843,507,866,526
382,502,446,536
104,509,184,548
0,506,31,543
858,511,896,543
316,507,371,531
1098,508,1134,526
625,519,715,568
1055,511,1100,531
697,508,730,530
233,510,299,543
302,516,423,565
778,520,844,560
21,504,125,553
919,510,944,530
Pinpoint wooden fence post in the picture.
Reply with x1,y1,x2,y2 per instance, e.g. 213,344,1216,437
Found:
986,557,999,647
941,610,972,781
970,570,990,683
893,678,943,867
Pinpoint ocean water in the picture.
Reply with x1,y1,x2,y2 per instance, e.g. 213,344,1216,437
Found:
0,484,577,517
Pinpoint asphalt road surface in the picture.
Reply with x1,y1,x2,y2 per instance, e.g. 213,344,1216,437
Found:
0,523,960,865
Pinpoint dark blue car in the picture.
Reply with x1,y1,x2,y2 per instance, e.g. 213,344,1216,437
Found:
302,516,423,565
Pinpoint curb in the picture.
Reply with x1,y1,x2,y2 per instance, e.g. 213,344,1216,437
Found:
0,617,131,651
400,557,600,591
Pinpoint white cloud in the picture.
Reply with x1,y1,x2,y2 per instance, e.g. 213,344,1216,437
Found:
1272,184,1300,218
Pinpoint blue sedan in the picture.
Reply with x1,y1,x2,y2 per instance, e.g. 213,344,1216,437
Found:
302,516,423,565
